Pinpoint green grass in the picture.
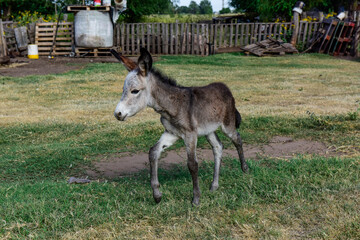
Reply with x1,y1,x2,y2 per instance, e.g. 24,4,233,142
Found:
1,157,359,239
0,53,359,239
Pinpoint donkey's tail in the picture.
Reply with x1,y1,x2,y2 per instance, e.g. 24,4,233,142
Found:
235,109,242,129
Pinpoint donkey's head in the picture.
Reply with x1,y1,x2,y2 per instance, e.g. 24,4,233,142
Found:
112,48,153,121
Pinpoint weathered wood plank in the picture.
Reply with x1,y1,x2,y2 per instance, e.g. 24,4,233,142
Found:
175,23,179,55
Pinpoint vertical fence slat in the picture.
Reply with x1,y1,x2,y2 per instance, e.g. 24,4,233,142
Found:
157,23,160,54
229,24,233,47
169,23,173,54
302,22,308,45
203,24,210,56
244,24,249,45
219,24,223,48
125,24,129,55
146,24,150,52
214,24,218,51
175,23,179,55
234,23,238,46
190,24,194,55
254,23,259,43
250,23,254,44
196,24,200,55
273,23,278,40
186,23,190,54
258,23,262,42
181,23,185,54
131,24,135,55
141,23,145,50
269,23,273,38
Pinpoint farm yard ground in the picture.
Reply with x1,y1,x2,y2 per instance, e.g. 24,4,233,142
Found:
0,53,359,239
0,57,119,77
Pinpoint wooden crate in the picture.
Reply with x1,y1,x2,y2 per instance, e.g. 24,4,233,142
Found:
35,22,73,56
75,47,113,57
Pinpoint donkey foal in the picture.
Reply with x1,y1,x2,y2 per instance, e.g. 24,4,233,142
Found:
111,48,248,205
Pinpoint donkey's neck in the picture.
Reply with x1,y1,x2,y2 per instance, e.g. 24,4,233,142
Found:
147,72,187,118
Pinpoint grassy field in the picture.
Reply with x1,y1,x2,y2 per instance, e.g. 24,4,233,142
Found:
0,53,359,239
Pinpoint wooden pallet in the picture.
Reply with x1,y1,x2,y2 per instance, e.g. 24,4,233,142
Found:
75,47,113,57
332,22,356,56
241,38,298,56
67,5,111,12
318,19,339,53
307,19,356,56
35,22,73,56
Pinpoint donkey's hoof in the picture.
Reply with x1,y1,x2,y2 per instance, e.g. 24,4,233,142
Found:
192,198,200,206
209,184,219,191
153,193,162,204
242,164,249,173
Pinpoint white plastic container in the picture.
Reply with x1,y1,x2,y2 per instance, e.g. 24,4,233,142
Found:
74,10,113,48
27,44,39,59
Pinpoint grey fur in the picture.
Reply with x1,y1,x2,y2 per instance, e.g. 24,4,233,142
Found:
113,48,248,205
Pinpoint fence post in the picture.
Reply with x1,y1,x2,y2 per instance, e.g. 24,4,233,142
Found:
291,1,305,46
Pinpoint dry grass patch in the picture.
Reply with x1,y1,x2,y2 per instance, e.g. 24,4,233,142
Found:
1,54,359,126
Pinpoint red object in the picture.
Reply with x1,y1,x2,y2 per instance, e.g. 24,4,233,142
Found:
94,0,101,6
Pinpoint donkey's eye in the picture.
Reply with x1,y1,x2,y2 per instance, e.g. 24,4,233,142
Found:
131,89,140,94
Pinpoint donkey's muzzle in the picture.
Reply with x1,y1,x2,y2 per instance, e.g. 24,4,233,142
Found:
114,111,126,121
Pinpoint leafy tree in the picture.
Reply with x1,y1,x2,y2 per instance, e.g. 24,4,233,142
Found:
229,0,358,21
177,6,190,13
188,1,200,14
121,0,173,22
199,0,213,14
219,8,232,14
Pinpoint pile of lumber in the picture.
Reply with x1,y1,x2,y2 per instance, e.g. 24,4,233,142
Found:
241,38,298,56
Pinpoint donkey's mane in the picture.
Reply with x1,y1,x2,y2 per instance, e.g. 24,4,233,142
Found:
151,68,182,88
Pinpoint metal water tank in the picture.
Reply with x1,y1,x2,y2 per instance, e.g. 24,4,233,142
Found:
74,10,113,48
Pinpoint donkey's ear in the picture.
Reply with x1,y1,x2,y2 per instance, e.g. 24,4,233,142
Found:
138,48,152,76
110,49,137,71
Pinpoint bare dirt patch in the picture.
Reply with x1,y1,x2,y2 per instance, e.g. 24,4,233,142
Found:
0,56,119,77
86,136,337,179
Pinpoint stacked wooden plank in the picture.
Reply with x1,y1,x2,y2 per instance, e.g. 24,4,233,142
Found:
67,5,110,12
35,22,73,56
241,38,298,56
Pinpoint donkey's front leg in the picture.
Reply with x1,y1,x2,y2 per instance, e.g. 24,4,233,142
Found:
149,131,178,203
185,134,201,206
206,132,223,191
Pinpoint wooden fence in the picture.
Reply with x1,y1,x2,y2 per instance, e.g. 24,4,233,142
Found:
114,21,322,55
4,18,360,56
3,20,347,56
114,23,209,56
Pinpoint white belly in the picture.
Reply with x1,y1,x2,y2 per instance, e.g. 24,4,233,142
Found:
197,123,221,136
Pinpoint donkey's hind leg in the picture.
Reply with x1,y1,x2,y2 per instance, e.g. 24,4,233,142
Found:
222,126,249,173
149,131,179,203
206,132,223,191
